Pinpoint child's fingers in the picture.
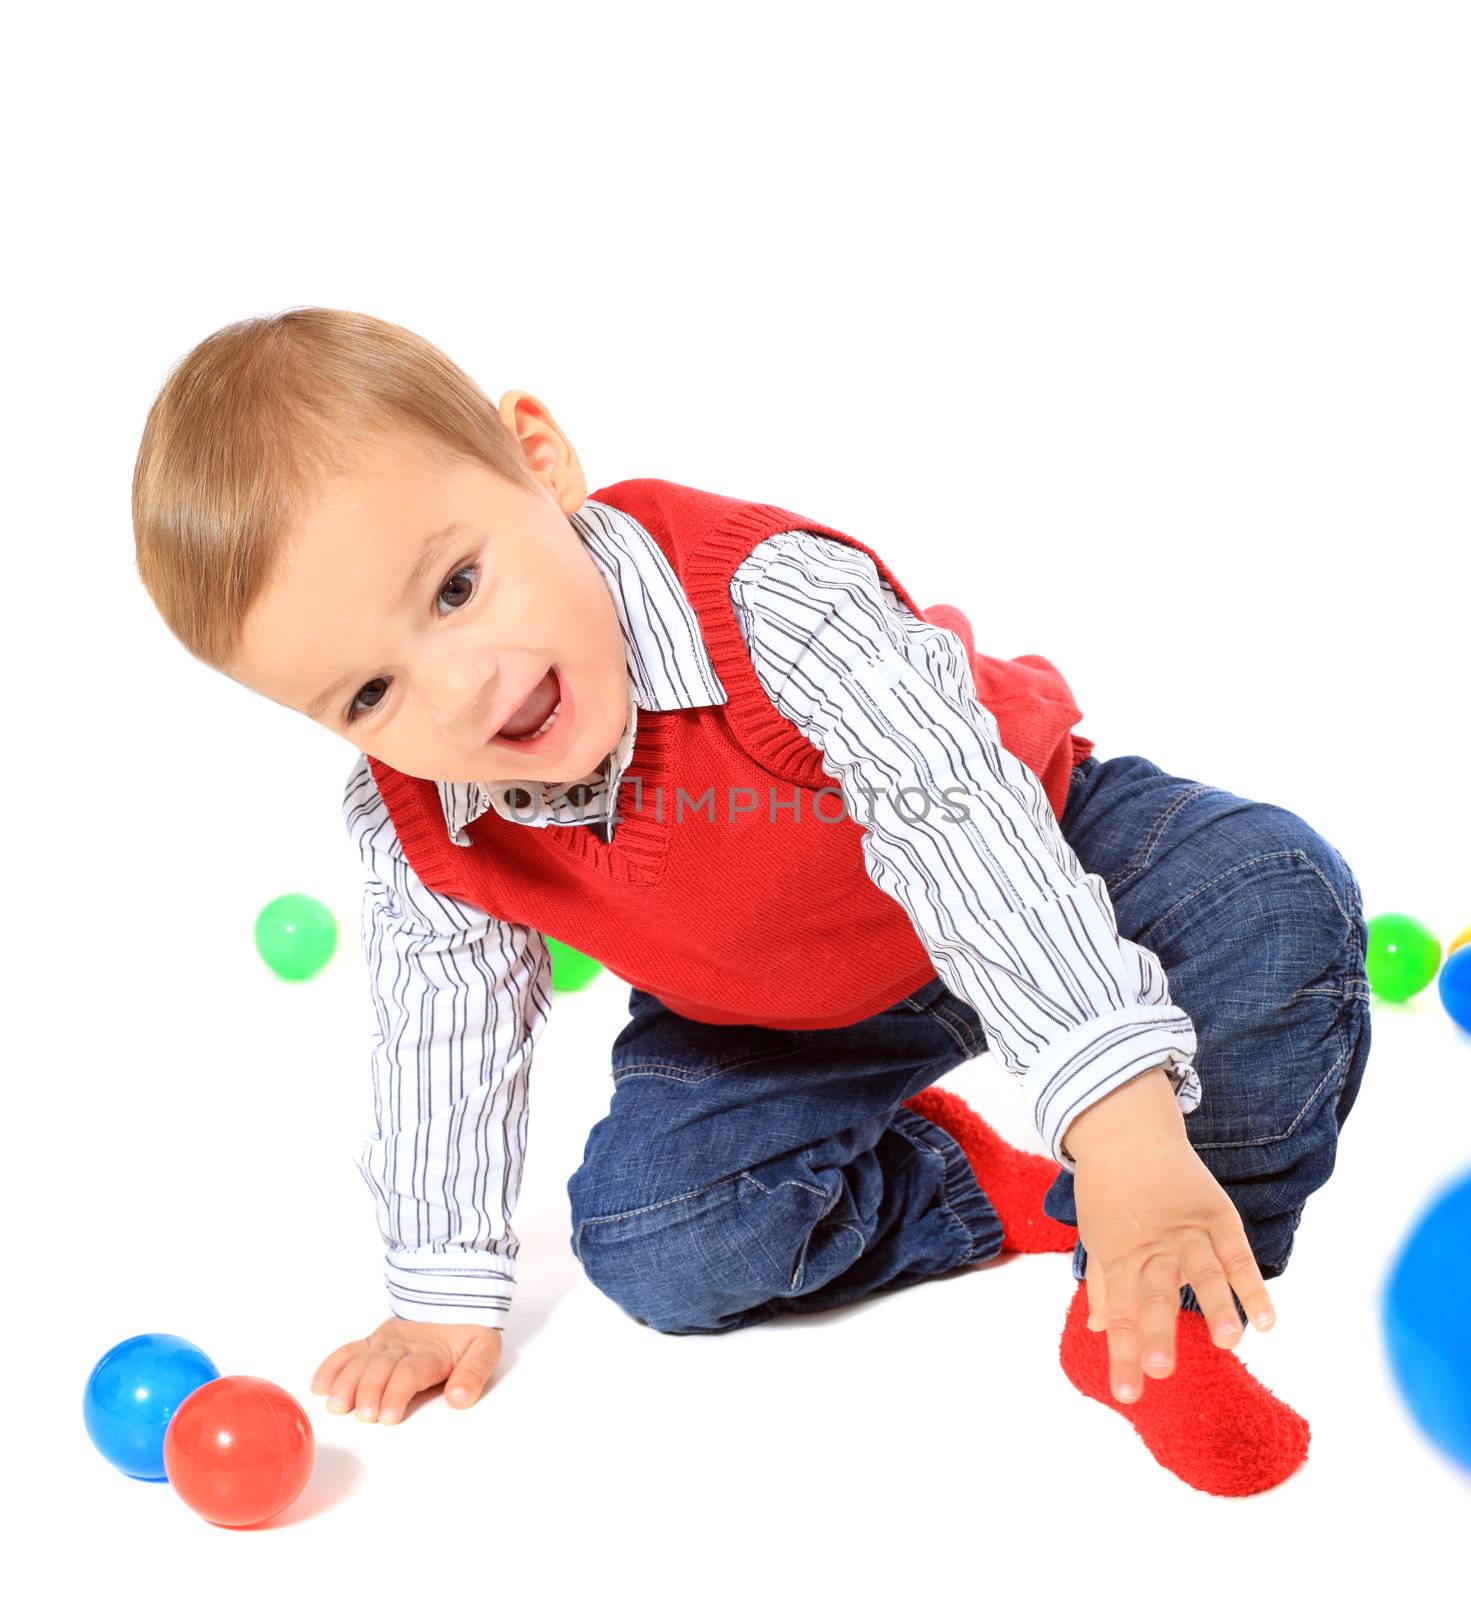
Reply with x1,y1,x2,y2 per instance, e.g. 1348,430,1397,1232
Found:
347,1350,407,1421
322,1352,372,1414
1135,1252,1188,1388
1178,1240,1249,1345
310,1339,367,1396
1104,1253,1181,1403
1211,1220,1277,1335
446,1333,503,1408
378,1354,441,1425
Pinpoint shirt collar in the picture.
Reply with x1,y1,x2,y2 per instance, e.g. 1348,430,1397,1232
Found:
434,496,728,846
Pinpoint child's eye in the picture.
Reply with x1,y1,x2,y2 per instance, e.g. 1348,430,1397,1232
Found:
343,562,481,726
435,562,479,616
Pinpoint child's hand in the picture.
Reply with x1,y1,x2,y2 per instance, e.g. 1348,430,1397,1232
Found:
1068,1076,1277,1405
310,1317,504,1425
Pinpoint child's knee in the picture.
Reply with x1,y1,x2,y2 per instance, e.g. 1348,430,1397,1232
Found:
571,1172,814,1334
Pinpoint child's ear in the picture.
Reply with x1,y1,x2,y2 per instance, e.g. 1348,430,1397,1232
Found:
497,389,586,512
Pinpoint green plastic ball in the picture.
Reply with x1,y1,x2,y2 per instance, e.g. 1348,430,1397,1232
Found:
255,893,338,981
548,936,602,992
1364,912,1441,1002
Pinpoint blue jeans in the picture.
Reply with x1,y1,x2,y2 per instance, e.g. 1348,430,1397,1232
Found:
566,753,1373,1335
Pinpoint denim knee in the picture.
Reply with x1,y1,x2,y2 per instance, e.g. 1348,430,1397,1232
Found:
569,1170,823,1335
1248,805,1372,1132
1150,813,1368,1153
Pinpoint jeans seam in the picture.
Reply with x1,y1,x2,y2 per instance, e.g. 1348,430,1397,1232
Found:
789,1219,867,1293
611,1043,806,1086
1188,1026,1354,1149
739,1170,829,1203
923,1002,980,1057
1149,847,1346,941
935,1001,984,1057
573,1169,749,1259
1293,851,1356,931
740,1171,860,1293
1112,782,1212,892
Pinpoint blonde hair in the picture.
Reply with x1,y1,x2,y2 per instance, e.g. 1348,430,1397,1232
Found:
131,306,538,674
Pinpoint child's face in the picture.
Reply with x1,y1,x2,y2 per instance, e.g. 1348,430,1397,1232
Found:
231,406,631,787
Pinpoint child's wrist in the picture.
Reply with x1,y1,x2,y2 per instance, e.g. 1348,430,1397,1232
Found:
1061,1065,1185,1165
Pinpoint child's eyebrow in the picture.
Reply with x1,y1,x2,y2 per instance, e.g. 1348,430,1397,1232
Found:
305,519,471,718
395,519,472,607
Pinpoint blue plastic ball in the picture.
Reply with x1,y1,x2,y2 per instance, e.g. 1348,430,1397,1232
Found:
1438,946,1471,1035
83,1333,221,1480
1382,1168,1471,1473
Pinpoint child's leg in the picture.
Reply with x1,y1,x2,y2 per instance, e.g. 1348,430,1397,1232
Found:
566,978,1006,1335
1036,754,1374,1321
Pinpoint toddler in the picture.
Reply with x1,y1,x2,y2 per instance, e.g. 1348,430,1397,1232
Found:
132,307,1372,1498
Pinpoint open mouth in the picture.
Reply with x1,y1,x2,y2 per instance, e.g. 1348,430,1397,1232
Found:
488,666,572,753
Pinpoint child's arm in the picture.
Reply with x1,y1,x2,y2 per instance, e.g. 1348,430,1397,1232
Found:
731,531,1202,1173
736,533,1275,1401
315,754,548,1422
736,534,1274,1401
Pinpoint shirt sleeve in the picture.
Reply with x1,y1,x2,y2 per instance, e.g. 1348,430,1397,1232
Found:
729,531,1202,1174
341,753,551,1328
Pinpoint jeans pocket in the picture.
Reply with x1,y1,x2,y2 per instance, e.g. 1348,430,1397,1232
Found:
610,1005,806,1085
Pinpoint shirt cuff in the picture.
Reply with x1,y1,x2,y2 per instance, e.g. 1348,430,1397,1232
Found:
383,1245,518,1330
1025,1004,1203,1173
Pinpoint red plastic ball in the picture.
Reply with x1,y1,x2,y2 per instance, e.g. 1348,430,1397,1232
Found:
162,1376,314,1527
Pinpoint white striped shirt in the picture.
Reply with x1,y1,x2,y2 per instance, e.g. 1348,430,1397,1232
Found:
341,498,1202,1328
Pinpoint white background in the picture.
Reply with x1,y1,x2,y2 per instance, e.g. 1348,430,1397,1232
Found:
10,1,1469,1592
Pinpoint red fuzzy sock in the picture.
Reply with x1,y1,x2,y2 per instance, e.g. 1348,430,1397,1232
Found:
1058,1276,1311,1496
902,1084,1078,1254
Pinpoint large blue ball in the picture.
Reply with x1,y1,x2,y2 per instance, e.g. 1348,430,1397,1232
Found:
1438,946,1471,1034
83,1333,221,1480
1382,1168,1471,1473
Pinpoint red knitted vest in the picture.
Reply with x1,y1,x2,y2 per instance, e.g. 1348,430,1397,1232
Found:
366,479,1094,1029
